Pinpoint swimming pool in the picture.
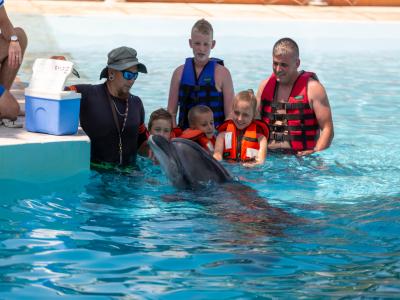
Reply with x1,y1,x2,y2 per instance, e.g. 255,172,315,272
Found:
1,14,400,298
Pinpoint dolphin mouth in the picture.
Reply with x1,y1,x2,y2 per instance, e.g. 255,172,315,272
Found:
148,135,170,157
148,135,182,168
148,135,191,188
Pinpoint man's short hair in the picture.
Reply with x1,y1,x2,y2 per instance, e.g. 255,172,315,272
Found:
191,19,214,38
273,37,299,59
188,105,213,128
148,108,173,131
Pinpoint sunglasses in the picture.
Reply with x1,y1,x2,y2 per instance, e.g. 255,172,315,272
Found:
120,70,139,81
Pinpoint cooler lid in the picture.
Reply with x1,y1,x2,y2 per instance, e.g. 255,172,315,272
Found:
25,88,81,100
28,58,76,93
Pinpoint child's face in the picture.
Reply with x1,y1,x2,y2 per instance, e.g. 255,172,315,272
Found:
232,100,254,130
189,30,215,64
193,111,215,139
150,119,172,141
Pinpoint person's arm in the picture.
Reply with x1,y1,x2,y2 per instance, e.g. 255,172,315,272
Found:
0,6,22,69
137,140,150,157
213,132,225,161
297,79,334,156
243,134,268,167
255,79,268,120
137,101,149,148
218,66,234,119
167,66,183,128
256,134,268,165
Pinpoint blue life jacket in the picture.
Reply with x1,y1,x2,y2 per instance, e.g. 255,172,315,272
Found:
178,57,225,129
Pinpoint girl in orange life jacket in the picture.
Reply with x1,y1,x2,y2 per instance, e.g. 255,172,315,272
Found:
179,105,216,153
214,90,269,167
138,108,173,159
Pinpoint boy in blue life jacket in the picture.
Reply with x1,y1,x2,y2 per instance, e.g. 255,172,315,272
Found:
167,18,234,130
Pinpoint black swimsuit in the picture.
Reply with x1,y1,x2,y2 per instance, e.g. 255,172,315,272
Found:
76,83,147,166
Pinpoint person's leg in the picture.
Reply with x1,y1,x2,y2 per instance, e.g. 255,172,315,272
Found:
0,27,28,89
0,86,20,121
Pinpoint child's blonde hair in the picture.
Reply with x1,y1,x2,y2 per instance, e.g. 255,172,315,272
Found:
191,19,214,38
233,89,257,116
188,105,213,128
148,108,173,131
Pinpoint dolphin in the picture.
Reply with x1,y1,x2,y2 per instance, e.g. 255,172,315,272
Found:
147,135,299,236
147,135,232,189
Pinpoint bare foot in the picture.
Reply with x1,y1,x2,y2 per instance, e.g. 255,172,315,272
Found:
0,90,20,121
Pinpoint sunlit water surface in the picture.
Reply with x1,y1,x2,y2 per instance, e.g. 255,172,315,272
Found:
1,14,400,298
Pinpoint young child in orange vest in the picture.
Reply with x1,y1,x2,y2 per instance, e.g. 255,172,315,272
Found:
148,108,174,140
179,105,216,153
213,90,269,166
138,108,173,158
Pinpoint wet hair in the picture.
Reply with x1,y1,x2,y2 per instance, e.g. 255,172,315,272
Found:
148,108,173,131
233,89,257,116
191,19,214,38
273,37,299,59
188,105,213,128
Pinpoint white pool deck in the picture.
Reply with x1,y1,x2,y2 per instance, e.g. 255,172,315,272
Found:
2,1,400,184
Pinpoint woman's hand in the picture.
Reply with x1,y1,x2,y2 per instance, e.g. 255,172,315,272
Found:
8,40,22,69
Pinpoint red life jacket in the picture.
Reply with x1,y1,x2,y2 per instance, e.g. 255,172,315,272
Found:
172,127,183,138
180,128,215,152
218,120,269,162
260,71,319,151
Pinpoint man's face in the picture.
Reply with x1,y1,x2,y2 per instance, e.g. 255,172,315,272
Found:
272,52,299,85
110,65,138,98
189,30,215,65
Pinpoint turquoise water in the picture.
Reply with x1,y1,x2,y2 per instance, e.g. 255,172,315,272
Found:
2,15,400,298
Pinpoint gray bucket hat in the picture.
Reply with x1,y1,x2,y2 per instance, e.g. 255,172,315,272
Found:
100,46,147,79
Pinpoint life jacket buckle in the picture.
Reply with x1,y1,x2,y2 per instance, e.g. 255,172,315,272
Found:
271,132,286,142
271,125,285,132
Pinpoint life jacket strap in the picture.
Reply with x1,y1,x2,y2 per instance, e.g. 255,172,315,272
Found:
270,132,316,142
262,112,316,121
269,124,319,132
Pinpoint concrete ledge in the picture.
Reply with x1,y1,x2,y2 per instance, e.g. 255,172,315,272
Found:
6,0,400,21
0,122,90,183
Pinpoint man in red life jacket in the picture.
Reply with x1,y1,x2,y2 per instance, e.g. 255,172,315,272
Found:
256,38,334,156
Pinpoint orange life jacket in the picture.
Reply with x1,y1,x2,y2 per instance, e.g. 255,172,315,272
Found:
260,71,319,151
180,128,215,152
218,120,269,162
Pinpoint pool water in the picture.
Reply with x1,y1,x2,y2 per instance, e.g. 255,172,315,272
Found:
1,15,400,298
